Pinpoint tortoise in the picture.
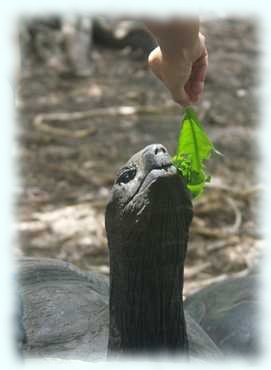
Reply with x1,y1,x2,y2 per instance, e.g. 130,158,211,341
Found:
16,144,257,360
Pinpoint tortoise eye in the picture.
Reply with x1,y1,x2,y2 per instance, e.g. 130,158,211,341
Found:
117,168,137,184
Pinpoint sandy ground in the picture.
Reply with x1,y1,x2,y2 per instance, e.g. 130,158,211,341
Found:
15,16,263,296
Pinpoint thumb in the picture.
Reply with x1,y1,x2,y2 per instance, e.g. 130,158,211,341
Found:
148,47,163,80
171,88,191,106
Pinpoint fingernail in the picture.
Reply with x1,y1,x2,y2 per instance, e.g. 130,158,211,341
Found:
192,82,204,94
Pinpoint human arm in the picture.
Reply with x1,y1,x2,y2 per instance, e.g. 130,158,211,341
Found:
146,18,208,106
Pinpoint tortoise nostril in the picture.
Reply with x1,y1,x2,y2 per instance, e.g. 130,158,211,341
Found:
154,145,166,155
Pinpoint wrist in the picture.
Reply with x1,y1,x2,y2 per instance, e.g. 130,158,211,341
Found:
159,34,201,63
147,18,200,56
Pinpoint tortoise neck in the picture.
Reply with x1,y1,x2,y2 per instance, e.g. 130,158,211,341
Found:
108,255,187,358
107,208,189,358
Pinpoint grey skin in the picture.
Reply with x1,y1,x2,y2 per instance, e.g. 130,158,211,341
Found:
18,144,221,360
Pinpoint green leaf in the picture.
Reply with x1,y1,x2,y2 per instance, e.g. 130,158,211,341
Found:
172,107,220,199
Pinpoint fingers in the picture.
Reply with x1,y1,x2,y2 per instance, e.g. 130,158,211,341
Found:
171,87,192,106
194,48,208,82
148,48,163,80
148,35,208,107
176,52,207,105
185,47,208,103
149,48,192,106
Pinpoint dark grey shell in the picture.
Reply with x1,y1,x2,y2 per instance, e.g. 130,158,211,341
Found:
184,274,259,355
18,257,109,360
17,257,220,360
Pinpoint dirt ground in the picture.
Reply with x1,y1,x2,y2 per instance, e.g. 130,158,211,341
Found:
15,16,263,296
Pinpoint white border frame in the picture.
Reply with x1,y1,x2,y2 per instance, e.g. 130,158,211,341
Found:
0,1,269,369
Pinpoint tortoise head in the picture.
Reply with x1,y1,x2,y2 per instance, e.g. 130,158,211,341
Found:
106,144,193,355
105,144,193,265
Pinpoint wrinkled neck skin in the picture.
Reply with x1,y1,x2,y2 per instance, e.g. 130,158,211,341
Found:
107,180,192,359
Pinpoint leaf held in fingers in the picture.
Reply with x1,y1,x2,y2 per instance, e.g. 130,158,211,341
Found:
172,107,220,198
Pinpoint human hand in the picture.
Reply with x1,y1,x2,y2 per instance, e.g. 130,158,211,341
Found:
148,32,208,106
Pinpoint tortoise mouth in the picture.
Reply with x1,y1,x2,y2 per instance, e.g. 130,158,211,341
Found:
125,163,177,208
139,164,177,193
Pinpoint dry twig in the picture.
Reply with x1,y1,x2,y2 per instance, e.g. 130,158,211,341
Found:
184,262,211,279
206,236,239,252
206,183,264,199
191,196,242,238
32,105,178,139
